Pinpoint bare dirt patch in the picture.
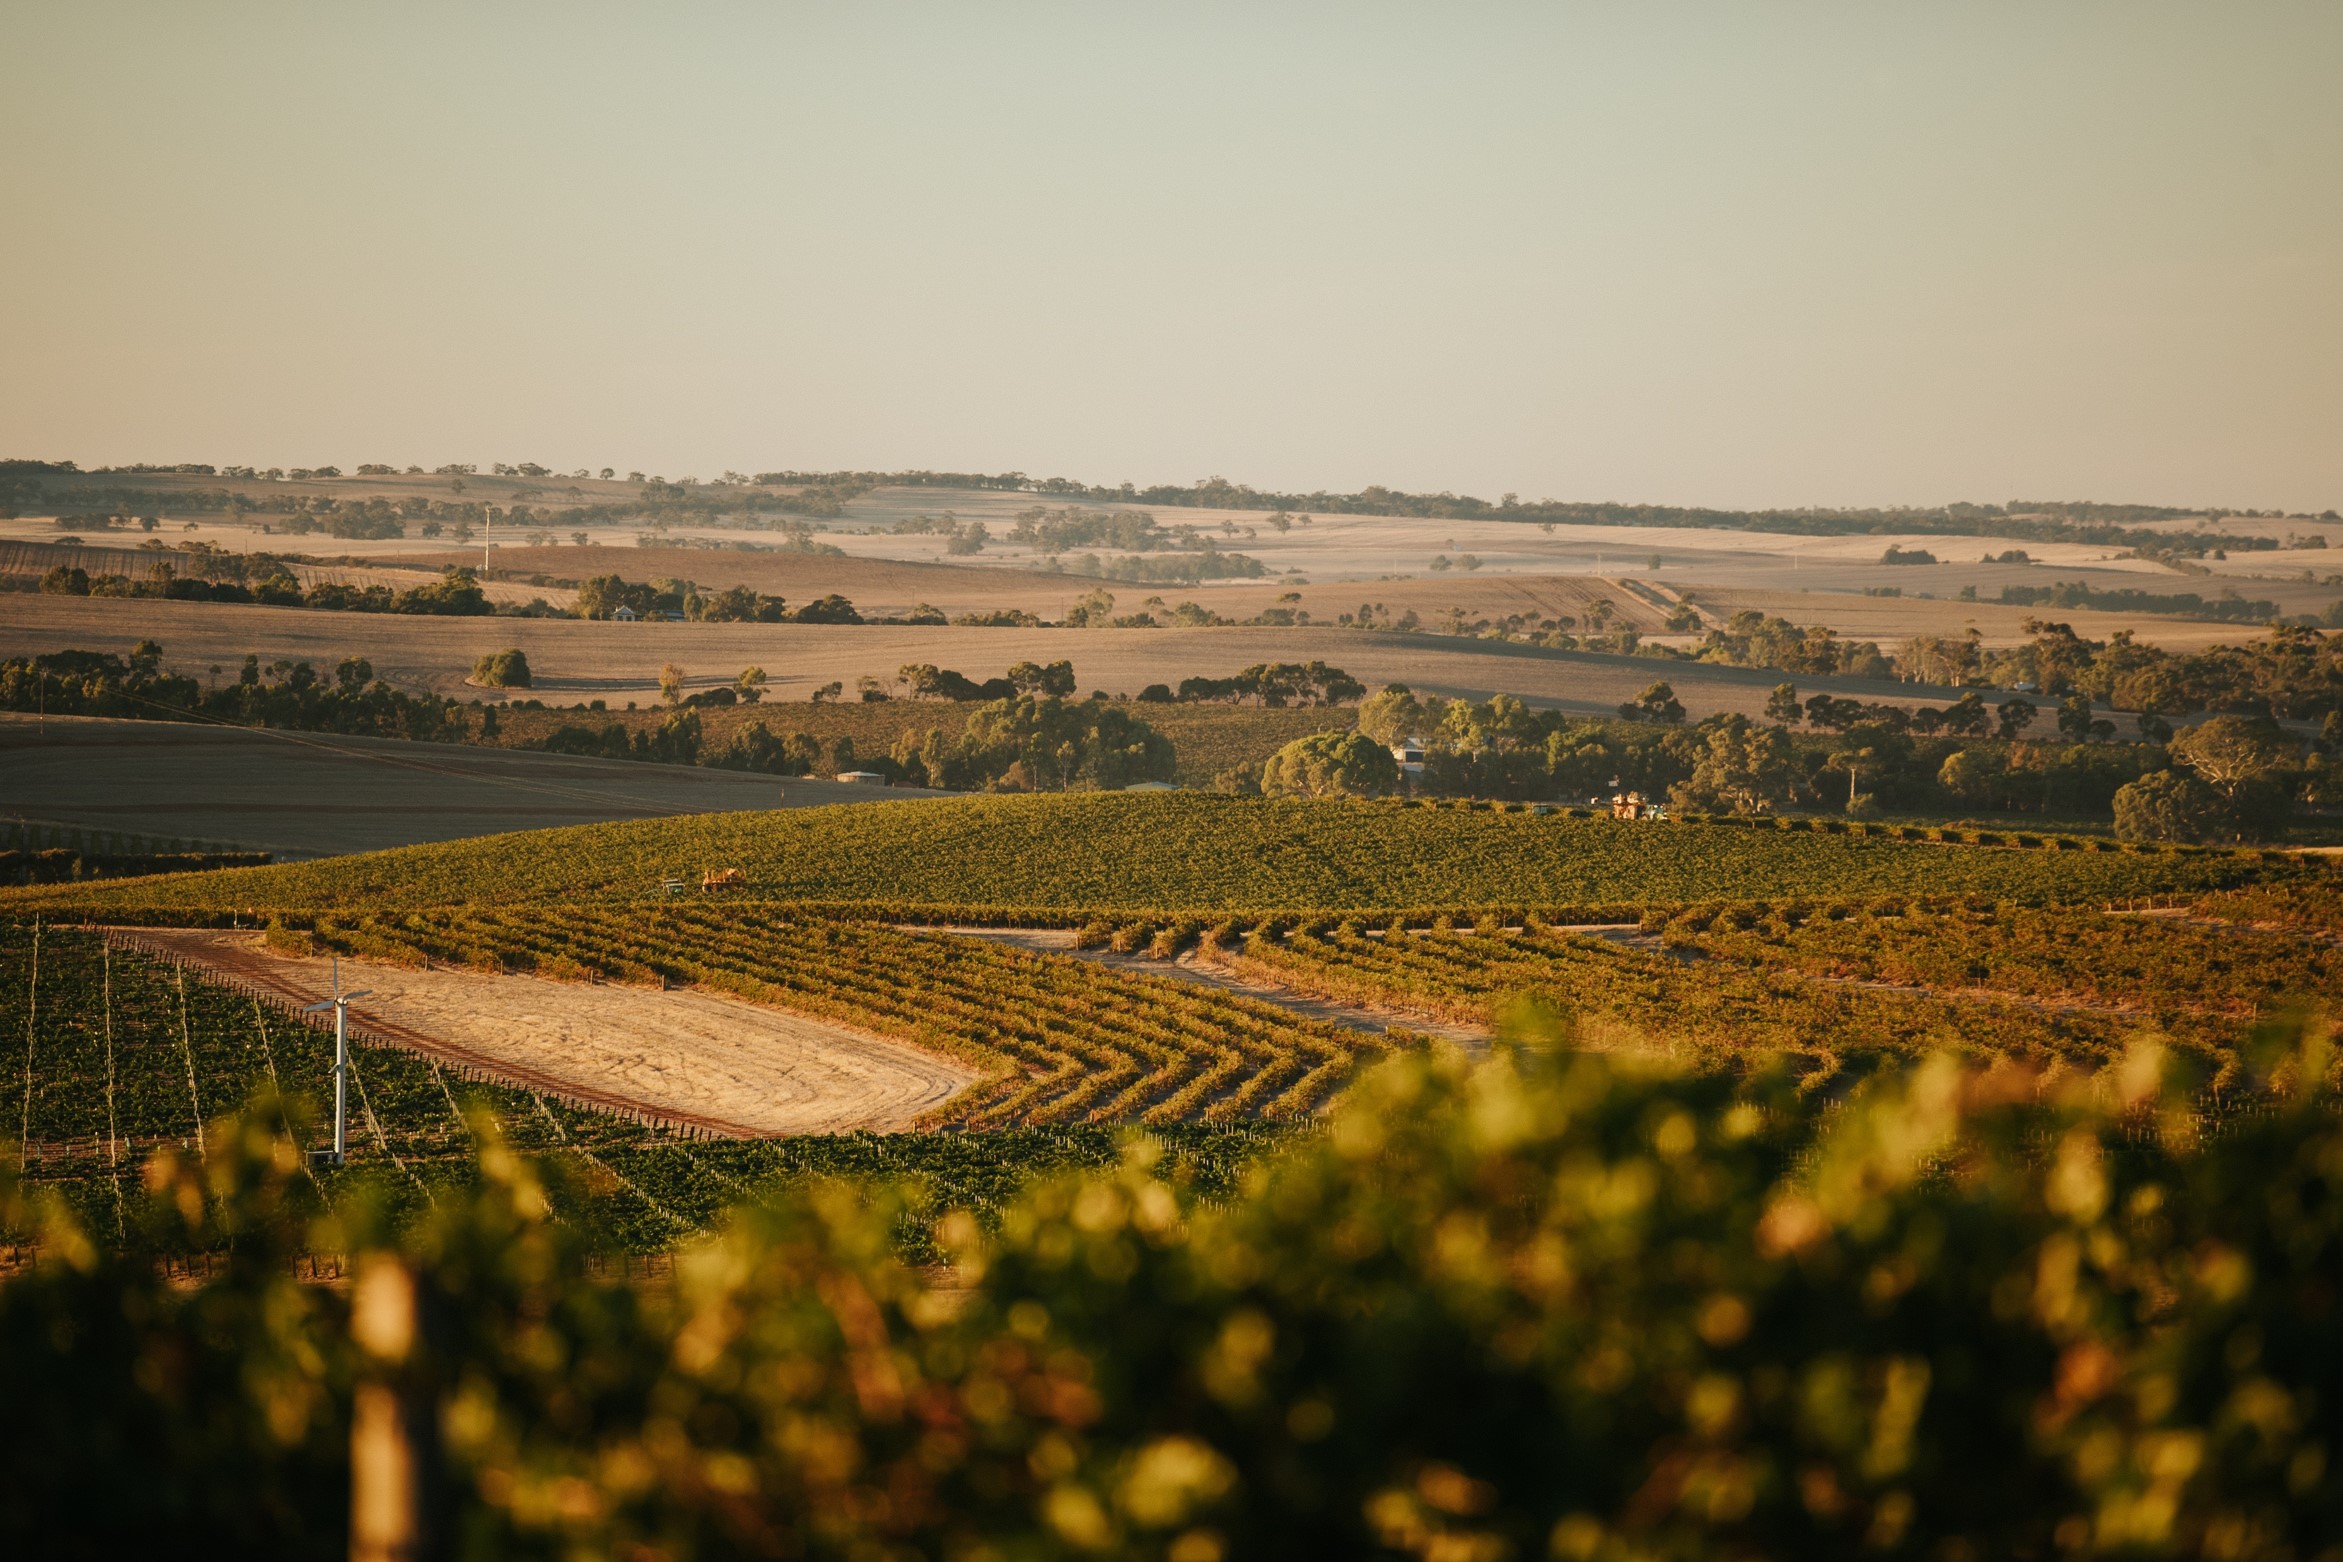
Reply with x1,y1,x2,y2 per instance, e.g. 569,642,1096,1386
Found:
132,929,976,1135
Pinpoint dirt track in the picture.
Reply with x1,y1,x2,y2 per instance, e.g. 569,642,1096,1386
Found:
134,929,976,1135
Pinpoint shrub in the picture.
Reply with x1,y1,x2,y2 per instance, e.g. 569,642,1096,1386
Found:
471,648,531,688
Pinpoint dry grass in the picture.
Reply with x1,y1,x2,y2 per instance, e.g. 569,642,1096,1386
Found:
0,592,1966,721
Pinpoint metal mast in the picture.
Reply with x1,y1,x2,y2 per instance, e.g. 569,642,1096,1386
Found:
302,956,371,1165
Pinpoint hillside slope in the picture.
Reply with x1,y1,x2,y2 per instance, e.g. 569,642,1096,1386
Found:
3,792,2286,918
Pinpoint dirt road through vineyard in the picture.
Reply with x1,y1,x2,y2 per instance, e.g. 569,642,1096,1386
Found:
129,930,976,1135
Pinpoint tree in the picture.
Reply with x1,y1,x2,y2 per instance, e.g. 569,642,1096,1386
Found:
2169,715,2295,802
1764,683,1801,726
395,567,490,616
1669,717,1793,816
1995,698,2037,740
658,663,685,705
1355,686,1433,746
1261,732,1401,799
792,594,861,625
956,696,1175,791
2168,714,2299,838
1006,660,1076,698
1939,691,1990,737
1825,742,1887,813
1065,588,1116,627
1803,694,1865,732
736,667,768,704
2057,695,2095,742
1937,747,2007,810
2113,770,2224,843
1619,682,1684,725
472,649,531,689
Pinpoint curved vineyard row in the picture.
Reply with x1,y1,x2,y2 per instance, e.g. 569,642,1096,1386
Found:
0,924,1290,1255
2,792,2304,920
1197,918,2275,1084
1662,902,2343,1020
286,906,1386,1129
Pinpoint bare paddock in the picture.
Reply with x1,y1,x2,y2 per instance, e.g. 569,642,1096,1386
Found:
136,929,977,1135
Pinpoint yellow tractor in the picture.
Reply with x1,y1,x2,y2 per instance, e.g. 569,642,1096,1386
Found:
701,867,747,892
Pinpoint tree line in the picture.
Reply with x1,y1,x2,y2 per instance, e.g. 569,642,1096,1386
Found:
1243,679,2328,842
39,559,502,616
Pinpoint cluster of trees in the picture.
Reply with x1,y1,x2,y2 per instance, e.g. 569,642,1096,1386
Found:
1055,548,1268,584
1992,580,2284,623
533,686,1177,793
1914,621,2343,721
1137,662,1365,707
682,696,1177,792
0,645,483,743
572,574,861,624
1247,678,2324,839
898,660,1076,702
38,559,499,616
1681,612,1897,679
882,696,1176,791
890,512,991,553
538,710,714,767
1004,505,1215,555
1659,615,2343,727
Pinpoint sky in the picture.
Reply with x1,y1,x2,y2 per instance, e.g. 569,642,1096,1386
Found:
3,2,2338,512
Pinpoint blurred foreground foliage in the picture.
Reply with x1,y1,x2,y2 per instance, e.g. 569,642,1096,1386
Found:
3,1012,2341,1560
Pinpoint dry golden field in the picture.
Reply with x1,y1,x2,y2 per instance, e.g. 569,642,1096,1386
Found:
0,592,1967,718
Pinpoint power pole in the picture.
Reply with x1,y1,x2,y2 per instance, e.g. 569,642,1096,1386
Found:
303,957,372,1166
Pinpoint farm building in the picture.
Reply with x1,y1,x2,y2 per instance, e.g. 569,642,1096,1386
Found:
836,771,889,786
1389,735,1426,786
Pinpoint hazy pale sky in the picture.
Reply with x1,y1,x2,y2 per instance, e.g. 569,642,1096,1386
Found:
4,3,2337,511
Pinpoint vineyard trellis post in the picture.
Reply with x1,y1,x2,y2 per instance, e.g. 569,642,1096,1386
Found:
175,966,207,1156
303,956,371,1167
105,943,124,1237
17,918,37,1148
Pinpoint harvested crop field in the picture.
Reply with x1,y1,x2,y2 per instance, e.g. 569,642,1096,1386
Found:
0,712,937,858
131,929,977,1135
0,593,1965,717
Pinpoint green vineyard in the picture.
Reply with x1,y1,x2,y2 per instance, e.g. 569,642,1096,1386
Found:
0,790,2304,921
0,925,1291,1254
280,905,1385,1128
1196,903,2336,1086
